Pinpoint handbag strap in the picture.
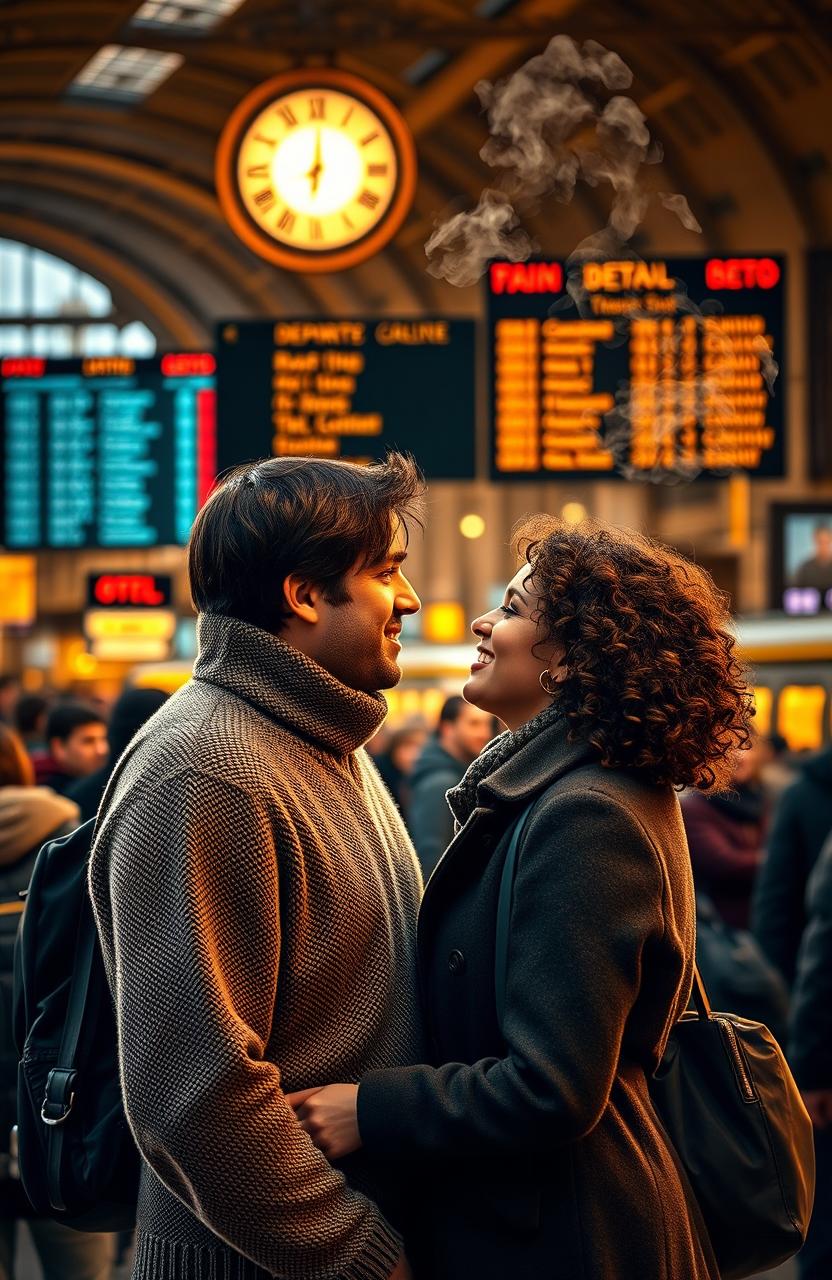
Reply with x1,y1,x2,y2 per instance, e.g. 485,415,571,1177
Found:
494,798,713,1029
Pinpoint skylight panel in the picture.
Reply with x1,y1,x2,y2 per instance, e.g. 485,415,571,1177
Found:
130,0,246,32
68,45,184,102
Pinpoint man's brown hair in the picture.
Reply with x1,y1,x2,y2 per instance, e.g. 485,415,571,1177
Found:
188,453,425,634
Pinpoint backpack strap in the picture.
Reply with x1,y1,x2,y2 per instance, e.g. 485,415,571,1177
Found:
494,799,538,1029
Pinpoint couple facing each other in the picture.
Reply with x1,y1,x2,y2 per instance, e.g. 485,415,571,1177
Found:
88,452,749,1280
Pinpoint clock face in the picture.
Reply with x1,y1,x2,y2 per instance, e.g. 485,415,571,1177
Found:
216,71,417,272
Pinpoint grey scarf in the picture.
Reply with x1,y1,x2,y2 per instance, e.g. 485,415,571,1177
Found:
447,701,565,827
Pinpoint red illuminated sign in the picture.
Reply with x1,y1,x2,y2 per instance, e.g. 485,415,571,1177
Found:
1,357,45,377
489,262,564,295
87,573,172,608
161,353,216,377
705,257,781,290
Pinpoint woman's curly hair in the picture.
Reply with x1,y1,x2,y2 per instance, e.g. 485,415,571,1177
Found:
515,516,753,791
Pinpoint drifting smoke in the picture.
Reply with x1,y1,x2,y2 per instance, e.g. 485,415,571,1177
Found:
425,34,778,482
425,35,688,284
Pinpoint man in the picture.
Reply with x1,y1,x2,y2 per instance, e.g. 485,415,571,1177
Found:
88,454,425,1280
38,701,108,794
67,686,169,822
789,829,832,1280
407,696,496,876
794,522,832,596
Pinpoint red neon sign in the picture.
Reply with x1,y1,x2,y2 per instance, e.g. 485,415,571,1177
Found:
705,258,781,290
91,574,169,607
1,357,46,377
489,262,564,295
161,352,216,377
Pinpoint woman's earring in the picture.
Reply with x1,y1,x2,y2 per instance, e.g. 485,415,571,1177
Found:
539,668,560,696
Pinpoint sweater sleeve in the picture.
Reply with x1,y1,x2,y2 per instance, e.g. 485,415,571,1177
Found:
357,789,667,1158
98,769,401,1280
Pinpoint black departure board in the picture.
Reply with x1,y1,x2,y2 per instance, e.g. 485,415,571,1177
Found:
0,354,216,549
216,319,475,479
487,256,785,480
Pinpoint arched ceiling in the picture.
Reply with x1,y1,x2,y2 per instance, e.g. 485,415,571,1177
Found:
2,0,831,343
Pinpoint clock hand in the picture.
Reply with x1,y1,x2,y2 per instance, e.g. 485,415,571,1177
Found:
306,129,323,195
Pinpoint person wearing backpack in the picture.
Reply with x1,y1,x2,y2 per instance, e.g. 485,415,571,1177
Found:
0,723,115,1280
87,454,425,1280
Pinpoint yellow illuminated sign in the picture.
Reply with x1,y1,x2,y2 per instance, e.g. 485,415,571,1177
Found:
0,555,36,626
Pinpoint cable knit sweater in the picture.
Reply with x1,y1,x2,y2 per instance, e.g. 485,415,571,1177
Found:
88,614,424,1280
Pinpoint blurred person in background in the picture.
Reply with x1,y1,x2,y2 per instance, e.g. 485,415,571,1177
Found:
68,687,169,824
752,740,832,989
375,723,428,820
793,521,832,594
757,731,796,804
408,696,496,878
37,701,108,795
13,694,50,756
787,827,832,1280
681,732,767,929
0,723,115,1280
0,679,20,728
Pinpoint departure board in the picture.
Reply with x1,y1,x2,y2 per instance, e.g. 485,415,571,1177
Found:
0,354,216,549
487,256,785,480
216,319,475,479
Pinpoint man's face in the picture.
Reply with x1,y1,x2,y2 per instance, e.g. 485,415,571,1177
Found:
444,704,495,764
311,528,421,693
814,528,832,562
52,721,109,778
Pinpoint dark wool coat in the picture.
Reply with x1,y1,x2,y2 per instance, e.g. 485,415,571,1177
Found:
357,717,719,1280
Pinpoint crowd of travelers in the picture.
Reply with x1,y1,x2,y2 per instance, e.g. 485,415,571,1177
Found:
0,453,828,1279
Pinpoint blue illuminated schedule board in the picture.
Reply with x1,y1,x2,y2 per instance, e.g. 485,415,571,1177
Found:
0,354,217,549
216,319,476,479
487,256,786,480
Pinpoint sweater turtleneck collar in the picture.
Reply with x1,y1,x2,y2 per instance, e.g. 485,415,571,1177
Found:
193,613,387,757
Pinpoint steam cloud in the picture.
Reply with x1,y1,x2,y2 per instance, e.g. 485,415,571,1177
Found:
425,35,778,482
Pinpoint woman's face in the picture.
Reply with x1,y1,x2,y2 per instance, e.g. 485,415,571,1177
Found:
463,565,565,732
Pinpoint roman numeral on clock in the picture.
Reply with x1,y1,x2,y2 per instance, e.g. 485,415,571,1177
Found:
309,97,325,120
367,163,388,177
358,189,379,210
277,104,298,127
277,208,296,234
309,218,323,240
246,164,269,179
254,188,276,210
360,131,379,147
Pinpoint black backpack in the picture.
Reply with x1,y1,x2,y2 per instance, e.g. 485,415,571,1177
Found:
13,817,139,1230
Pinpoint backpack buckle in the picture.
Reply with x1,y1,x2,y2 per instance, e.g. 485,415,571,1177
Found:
41,1068,77,1127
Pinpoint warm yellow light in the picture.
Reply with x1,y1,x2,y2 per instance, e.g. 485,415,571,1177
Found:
84,609,177,641
777,685,826,752
752,686,773,736
0,555,36,626
71,650,98,678
423,602,466,644
459,513,486,540
561,502,587,525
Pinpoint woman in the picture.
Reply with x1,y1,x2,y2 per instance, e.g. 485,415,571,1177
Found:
289,519,751,1279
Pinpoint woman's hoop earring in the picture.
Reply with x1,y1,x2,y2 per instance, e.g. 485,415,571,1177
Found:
539,668,560,697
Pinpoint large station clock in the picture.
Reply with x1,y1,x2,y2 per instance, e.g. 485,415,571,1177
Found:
215,69,418,273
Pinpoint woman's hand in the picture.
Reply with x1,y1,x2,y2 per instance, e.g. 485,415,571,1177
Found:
286,1084,362,1158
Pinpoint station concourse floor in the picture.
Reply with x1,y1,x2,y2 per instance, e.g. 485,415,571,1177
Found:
11,1226,799,1280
